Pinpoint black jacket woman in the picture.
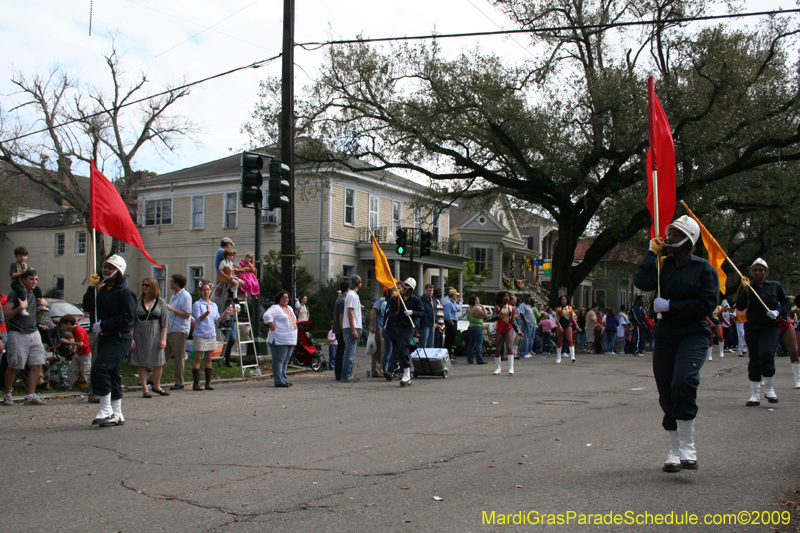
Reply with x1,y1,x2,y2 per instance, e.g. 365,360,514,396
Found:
736,258,791,406
634,215,719,473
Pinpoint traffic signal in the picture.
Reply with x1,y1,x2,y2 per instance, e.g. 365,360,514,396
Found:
240,153,263,206
420,230,432,256
395,228,407,256
268,159,291,210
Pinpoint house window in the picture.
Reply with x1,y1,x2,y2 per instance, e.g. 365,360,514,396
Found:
344,188,355,226
189,266,204,290
191,195,205,230
619,290,628,307
75,232,87,255
53,276,64,299
224,193,238,228
432,214,440,242
117,241,128,254
392,201,402,234
413,207,422,229
54,234,65,256
153,267,167,296
144,199,173,226
594,289,606,309
368,195,379,230
342,264,354,278
473,247,488,273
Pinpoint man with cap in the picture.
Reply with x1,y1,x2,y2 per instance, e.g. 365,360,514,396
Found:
82,255,137,427
442,288,462,361
736,258,791,406
388,278,423,386
341,274,363,383
634,215,719,473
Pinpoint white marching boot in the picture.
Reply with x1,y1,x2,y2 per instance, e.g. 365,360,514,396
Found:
719,342,724,359
663,430,681,472
676,419,697,469
555,350,562,364
706,347,713,361
508,354,514,375
92,393,113,425
570,346,576,363
792,363,800,389
111,399,125,425
763,376,779,403
746,381,761,406
400,367,412,387
493,357,502,375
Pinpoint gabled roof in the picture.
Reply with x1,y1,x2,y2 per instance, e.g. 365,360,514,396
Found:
1,161,89,213
1,209,85,230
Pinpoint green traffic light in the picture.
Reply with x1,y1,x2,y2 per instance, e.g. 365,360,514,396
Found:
396,245,404,255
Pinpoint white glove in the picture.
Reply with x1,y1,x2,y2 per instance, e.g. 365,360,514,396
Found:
653,298,670,313
404,310,413,316
92,322,102,334
767,310,779,320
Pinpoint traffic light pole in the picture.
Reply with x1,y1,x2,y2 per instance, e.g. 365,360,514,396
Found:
280,0,296,302
253,203,261,339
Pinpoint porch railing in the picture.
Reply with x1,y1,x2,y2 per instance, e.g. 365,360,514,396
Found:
357,227,470,257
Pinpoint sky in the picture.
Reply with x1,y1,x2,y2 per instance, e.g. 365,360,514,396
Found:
0,0,793,179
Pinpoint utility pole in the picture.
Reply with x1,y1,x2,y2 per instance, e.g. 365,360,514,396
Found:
280,0,296,301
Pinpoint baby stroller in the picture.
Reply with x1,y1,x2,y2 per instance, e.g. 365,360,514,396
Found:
289,320,325,371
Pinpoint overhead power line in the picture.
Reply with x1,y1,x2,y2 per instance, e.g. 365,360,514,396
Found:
2,8,797,145
296,8,800,49
1,55,281,145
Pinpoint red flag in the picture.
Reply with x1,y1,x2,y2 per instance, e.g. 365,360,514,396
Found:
90,160,164,267
646,77,676,239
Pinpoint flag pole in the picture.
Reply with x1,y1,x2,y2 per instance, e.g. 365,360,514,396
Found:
678,201,770,312
653,169,662,318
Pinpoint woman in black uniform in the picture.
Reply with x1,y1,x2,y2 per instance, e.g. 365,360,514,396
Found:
83,255,137,427
736,258,791,406
634,215,719,473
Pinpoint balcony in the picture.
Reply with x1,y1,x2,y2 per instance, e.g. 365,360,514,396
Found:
357,227,470,257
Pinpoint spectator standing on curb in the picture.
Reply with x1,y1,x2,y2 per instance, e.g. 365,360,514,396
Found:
434,287,446,348
419,284,437,349
263,290,299,388
130,278,168,398
443,288,461,362
341,275,362,383
192,281,235,391
518,295,535,358
9,247,46,318
83,256,136,426
3,269,47,406
630,296,647,357
165,274,192,388
585,304,599,354
369,288,388,378
332,281,349,381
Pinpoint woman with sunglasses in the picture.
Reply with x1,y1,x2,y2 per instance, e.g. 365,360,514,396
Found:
192,281,235,391
130,278,168,398
263,290,298,388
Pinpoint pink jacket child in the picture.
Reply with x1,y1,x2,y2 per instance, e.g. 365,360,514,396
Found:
236,253,260,296
538,315,553,333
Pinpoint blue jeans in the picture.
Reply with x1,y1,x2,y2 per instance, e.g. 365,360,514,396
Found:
541,332,551,354
328,344,336,370
603,331,617,353
579,332,586,351
270,343,293,384
381,330,393,372
418,326,434,349
466,326,484,363
520,324,534,355
342,328,358,379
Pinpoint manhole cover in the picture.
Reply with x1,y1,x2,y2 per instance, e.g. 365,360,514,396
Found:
536,399,588,406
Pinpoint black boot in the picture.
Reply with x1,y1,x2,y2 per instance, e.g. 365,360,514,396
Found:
222,338,235,367
192,369,202,391
205,368,215,390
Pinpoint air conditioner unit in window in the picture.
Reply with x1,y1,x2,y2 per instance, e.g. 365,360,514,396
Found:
262,209,280,225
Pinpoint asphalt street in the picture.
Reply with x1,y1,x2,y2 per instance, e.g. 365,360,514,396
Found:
1,349,799,533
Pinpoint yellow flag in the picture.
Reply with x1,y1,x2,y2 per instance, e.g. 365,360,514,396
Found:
681,202,728,289
370,231,399,289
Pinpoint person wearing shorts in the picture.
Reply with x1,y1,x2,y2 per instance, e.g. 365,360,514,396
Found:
3,269,47,406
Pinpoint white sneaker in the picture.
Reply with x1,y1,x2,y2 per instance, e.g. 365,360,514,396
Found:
20,309,29,317
3,393,14,406
24,394,45,405
522,354,532,358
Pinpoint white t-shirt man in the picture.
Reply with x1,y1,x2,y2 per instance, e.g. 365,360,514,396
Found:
342,290,362,330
